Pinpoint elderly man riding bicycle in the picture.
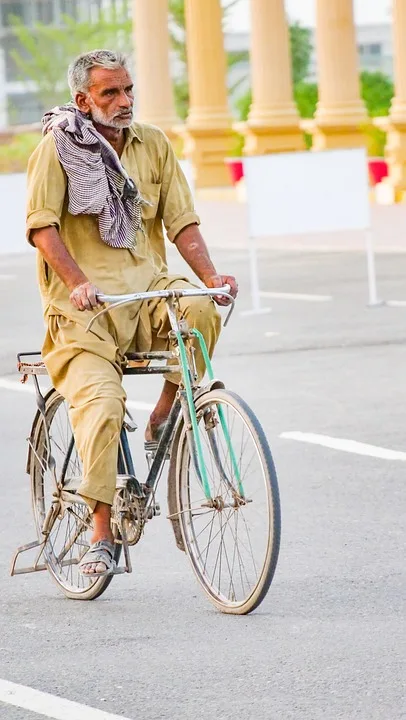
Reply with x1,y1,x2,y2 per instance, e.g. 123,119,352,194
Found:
26,49,238,578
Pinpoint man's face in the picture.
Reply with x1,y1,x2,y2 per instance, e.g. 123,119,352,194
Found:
77,66,134,129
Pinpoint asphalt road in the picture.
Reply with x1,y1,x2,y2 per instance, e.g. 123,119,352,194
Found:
0,221,405,719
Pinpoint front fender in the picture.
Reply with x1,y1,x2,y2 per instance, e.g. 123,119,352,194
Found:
193,379,225,404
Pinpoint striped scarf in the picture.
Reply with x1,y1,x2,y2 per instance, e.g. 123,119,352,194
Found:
42,104,147,249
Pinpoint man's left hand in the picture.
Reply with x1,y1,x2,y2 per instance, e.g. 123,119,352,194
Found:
204,274,238,306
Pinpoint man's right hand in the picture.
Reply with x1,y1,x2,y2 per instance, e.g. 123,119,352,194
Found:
69,281,102,311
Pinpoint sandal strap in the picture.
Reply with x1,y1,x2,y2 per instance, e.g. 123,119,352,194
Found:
90,540,114,557
80,540,115,567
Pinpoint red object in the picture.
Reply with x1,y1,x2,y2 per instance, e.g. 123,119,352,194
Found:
368,158,388,186
225,158,244,185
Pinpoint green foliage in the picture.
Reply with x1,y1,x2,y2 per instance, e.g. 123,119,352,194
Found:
289,22,313,86
293,82,318,149
0,132,41,173
360,72,393,157
360,71,393,117
235,21,314,125
235,90,252,123
173,77,189,121
9,10,132,112
294,82,318,118
168,0,188,120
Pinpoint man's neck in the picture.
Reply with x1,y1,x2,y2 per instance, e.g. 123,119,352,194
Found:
93,122,125,157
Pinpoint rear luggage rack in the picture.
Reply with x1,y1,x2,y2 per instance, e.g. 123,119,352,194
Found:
17,350,180,379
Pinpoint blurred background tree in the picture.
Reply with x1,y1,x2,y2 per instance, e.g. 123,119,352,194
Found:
10,9,131,113
235,21,313,122
361,71,394,156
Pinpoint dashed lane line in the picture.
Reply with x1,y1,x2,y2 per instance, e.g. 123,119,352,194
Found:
0,678,133,720
280,431,406,461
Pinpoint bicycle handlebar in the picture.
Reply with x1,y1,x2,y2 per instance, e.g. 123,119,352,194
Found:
86,284,235,333
97,284,232,305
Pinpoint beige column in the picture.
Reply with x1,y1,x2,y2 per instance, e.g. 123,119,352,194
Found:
181,0,233,187
132,0,177,139
378,0,406,199
240,0,304,155
310,0,368,150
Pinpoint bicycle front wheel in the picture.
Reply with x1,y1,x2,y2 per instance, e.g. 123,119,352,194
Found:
174,389,281,614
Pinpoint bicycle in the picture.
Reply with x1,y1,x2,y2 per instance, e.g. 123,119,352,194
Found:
11,285,281,615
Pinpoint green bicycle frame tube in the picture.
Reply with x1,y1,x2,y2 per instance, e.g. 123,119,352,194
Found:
175,330,212,499
190,329,245,498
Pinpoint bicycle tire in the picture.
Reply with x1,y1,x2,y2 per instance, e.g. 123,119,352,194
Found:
29,388,121,601
174,389,281,614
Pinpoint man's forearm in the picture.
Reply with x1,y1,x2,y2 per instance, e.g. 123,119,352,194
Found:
31,226,88,292
174,224,217,283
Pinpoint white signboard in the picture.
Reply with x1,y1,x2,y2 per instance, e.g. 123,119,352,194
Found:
243,149,370,238
242,149,377,311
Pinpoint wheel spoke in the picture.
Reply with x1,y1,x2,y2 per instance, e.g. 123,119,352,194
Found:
178,390,280,612
31,391,121,597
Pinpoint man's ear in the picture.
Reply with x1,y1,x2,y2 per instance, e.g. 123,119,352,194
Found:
75,92,90,113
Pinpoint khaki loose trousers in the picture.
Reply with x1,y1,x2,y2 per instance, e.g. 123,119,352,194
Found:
42,279,221,510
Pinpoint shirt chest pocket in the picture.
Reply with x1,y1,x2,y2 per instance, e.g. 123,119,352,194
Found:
138,181,161,222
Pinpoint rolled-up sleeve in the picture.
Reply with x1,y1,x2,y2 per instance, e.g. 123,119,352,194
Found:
26,132,67,245
157,133,200,243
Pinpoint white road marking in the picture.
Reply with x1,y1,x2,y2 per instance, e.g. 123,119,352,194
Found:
264,331,280,338
0,678,133,720
260,291,332,302
0,378,153,411
385,300,406,307
280,431,406,461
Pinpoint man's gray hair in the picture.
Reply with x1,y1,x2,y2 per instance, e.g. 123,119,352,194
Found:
68,49,130,97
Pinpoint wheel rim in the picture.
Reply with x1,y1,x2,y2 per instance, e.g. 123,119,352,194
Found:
178,394,275,609
32,392,102,594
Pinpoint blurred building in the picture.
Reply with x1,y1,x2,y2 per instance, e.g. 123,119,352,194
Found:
307,23,393,82
0,0,396,129
0,0,129,127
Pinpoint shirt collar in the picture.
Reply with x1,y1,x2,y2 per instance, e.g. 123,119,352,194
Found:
125,123,143,145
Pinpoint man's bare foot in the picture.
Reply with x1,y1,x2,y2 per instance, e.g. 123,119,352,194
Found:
145,417,167,443
80,539,115,576
81,502,114,575
145,380,178,442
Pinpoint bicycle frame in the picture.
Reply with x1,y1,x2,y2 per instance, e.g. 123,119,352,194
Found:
88,287,240,504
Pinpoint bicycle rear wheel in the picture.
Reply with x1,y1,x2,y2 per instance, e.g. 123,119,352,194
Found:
29,388,121,600
174,389,280,614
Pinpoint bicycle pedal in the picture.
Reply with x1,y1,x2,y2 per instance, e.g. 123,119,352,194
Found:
145,447,170,471
146,502,161,520
112,566,128,575
123,418,137,432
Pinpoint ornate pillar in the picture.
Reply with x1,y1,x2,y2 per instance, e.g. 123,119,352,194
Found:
240,0,304,155
181,0,233,187
310,0,368,150
132,0,177,138
378,0,406,198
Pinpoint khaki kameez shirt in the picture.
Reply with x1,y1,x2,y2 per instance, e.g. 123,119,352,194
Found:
26,122,200,353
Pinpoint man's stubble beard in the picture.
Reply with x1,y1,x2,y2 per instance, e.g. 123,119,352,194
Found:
88,100,133,129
